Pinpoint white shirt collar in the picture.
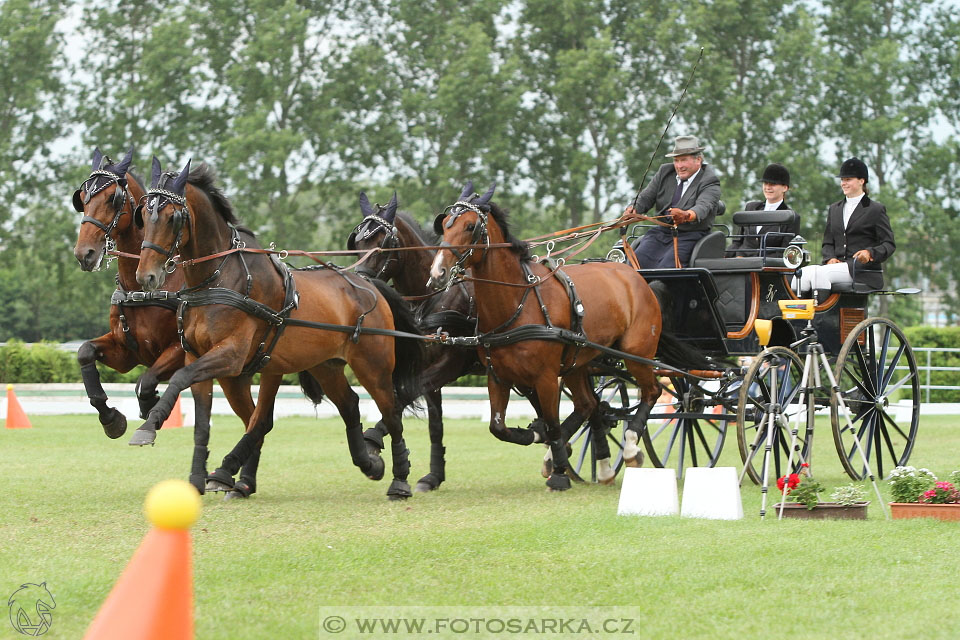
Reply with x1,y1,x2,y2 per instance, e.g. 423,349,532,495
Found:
764,200,783,210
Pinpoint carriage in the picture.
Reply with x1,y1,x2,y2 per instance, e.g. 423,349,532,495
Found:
565,208,920,486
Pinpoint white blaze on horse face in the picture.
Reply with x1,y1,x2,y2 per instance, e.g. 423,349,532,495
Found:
429,250,449,282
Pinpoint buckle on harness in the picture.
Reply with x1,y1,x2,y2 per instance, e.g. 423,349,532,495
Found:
130,291,146,302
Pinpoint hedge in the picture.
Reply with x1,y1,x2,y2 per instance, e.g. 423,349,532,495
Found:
3,329,959,400
904,327,960,402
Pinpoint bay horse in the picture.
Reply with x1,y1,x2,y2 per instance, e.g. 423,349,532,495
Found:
134,158,424,499
72,148,258,497
428,183,674,490
349,193,619,488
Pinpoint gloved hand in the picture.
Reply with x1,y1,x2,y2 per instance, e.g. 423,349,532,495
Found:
668,208,696,225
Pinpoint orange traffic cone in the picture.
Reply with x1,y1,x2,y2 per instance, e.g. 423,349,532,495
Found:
5,384,32,429
84,479,201,640
161,395,183,429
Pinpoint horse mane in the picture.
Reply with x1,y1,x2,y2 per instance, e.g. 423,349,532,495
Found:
396,210,438,245
127,170,145,194
485,202,530,260
187,163,244,229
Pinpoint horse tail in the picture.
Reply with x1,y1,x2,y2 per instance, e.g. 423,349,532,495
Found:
298,371,325,406
370,278,425,409
648,279,718,371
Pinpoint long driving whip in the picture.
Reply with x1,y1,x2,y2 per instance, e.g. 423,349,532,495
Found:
629,47,705,209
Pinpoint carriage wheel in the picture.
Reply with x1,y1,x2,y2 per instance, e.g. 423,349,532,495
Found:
737,347,814,485
831,317,920,480
566,374,632,482
642,375,733,480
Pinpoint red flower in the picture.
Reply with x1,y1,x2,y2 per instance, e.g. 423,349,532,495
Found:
776,473,801,493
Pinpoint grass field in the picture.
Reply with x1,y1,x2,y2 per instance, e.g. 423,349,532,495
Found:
2,412,959,639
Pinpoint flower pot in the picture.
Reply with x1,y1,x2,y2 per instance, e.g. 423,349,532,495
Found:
889,502,960,521
772,502,869,520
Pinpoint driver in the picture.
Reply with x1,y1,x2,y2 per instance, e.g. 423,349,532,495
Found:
622,135,723,268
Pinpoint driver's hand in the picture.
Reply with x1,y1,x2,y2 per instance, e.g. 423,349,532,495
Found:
852,249,873,264
669,208,696,225
621,205,640,223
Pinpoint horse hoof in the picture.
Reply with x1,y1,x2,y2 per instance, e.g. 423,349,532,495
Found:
365,456,385,481
414,473,441,493
623,430,643,467
387,479,412,500
546,473,572,492
205,469,235,492
224,480,254,500
128,428,157,446
101,409,127,439
598,471,616,485
541,449,553,478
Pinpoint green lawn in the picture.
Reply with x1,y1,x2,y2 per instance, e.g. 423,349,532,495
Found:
1,413,959,639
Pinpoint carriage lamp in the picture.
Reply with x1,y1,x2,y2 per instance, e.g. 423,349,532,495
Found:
782,244,806,269
753,318,772,347
606,241,626,263
778,299,815,320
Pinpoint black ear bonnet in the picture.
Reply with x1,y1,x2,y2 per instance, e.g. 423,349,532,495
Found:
433,181,496,234
348,191,399,251
73,147,133,215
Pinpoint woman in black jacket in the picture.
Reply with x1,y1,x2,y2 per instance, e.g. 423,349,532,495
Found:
795,157,895,297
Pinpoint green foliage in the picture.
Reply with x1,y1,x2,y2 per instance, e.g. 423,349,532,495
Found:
0,341,77,383
888,465,938,503
830,483,867,505
788,477,825,510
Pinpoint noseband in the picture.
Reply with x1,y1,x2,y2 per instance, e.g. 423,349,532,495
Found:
351,214,400,280
439,201,489,279
139,187,191,273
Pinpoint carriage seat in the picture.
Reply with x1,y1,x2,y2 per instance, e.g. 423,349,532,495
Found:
690,209,800,271
829,281,877,294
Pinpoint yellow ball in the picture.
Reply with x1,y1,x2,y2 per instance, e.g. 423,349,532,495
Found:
144,479,202,529
6,384,12,391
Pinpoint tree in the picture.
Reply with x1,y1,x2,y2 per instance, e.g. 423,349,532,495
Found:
0,0,67,231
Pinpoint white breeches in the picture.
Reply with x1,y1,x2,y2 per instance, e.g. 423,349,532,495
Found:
793,263,852,294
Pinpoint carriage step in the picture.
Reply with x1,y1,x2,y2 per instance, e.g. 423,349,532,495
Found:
680,467,743,520
616,468,679,517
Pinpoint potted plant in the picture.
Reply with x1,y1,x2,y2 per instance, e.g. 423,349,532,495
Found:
888,466,960,521
774,465,869,520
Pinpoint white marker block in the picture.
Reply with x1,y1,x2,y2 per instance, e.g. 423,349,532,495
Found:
617,468,679,516
680,467,743,520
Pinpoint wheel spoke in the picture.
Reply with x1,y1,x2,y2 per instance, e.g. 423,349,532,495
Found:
875,324,891,391
852,340,877,396
880,342,906,389
686,421,699,467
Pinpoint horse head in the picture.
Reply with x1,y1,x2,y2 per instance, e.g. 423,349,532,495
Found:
135,157,192,291
427,181,497,290
73,146,135,271
348,191,401,280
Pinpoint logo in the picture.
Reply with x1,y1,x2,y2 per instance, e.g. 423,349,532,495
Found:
8,583,55,636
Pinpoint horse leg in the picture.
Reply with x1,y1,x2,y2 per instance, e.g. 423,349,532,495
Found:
209,374,281,499
203,375,255,492
188,379,214,494
622,363,661,468
414,388,446,493
486,380,544,446
77,335,137,438
355,361,411,500
134,344,184,419
531,377,574,492
226,374,280,500
309,364,386,482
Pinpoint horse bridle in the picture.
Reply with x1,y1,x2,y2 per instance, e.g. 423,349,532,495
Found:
73,168,131,239
435,201,490,281
136,185,191,273
348,214,400,280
